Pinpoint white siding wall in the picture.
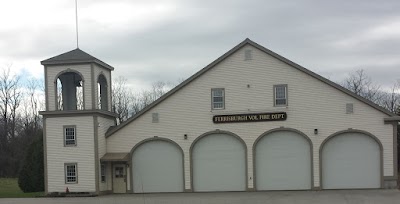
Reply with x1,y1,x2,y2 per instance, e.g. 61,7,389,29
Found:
93,64,112,111
106,162,112,191
98,162,112,191
98,117,115,191
46,64,92,111
126,166,130,191
46,116,95,192
106,44,394,189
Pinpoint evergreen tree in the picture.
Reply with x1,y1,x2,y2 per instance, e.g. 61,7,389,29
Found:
18,131,44,192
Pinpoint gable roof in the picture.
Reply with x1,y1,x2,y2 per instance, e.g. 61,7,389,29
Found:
105,38,395,137
41,48,114,70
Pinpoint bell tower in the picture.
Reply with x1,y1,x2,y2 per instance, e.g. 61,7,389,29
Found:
40,48,117,195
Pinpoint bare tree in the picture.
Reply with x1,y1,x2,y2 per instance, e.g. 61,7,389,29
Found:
138,81,174,110
380,81,400,114
9,79,22,139
111,77,178,124
112,77,134,124
0,67,39,177
22,79,43,131
0,68,22,140
56,79,63,110
76,84,84,110
342,69,383,103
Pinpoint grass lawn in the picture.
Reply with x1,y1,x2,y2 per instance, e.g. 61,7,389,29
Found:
0,178,43,198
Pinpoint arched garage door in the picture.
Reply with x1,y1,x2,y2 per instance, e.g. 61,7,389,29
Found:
321,132,381,189
132,139,184,193
192,132,246,192
255,130,312,190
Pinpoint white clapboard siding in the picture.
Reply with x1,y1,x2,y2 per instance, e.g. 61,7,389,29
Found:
98,117,115,191
46,116,95,192
46,64,92,111
106,162,112,190
106,44,393,189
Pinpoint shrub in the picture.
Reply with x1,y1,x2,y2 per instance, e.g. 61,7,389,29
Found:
18,131,44,192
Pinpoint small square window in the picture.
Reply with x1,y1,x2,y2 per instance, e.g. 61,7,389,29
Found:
152,113,159,123
64,126,76,146
115,167,124,178
346,103,354,114
101,164,106,182
274,85,288,106
211,88,225,110
65,163,77,184
244,49,253,60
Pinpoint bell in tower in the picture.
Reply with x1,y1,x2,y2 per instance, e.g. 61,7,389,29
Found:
57,71,83,110
41,48,114,112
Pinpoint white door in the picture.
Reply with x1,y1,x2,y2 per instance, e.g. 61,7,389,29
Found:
255,131,312,190
132,140,184,193
113,164,126,193
192,133,246,192
322,132,381,189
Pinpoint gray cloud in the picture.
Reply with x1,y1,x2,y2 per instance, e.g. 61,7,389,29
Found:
1,0,400,90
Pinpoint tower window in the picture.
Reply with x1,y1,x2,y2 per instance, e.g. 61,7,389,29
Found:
64,126,76,146
65,163,78,184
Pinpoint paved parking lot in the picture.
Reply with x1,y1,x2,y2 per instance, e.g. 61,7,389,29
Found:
1,190,400,204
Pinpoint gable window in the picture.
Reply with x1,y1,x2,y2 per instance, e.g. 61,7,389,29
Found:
64,126,76,146
211,88,225,109
65,163,77,184
101,164,106,182
244,49,253,60
346,103,354,114
274,85,287,106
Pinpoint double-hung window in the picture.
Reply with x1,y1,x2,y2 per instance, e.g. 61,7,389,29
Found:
64,126,76,146
274,85,288,106
65,163,77,184
211,88,225,109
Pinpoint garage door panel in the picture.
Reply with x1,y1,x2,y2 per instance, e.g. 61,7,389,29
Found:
192,133,246,192
255,131,312,190
322,133,381,189
132,140,184,193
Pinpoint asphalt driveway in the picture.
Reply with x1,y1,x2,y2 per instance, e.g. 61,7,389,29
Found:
1,190,400,204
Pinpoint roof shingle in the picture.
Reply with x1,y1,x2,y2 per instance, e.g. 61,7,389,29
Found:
41,48,114,70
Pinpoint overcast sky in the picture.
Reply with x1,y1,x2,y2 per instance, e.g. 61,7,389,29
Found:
1,0,400,91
